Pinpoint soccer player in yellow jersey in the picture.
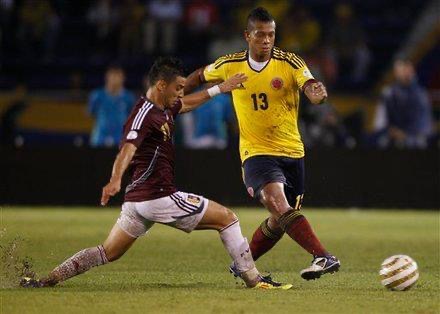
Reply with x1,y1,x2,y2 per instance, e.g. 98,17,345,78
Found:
185,7,340,280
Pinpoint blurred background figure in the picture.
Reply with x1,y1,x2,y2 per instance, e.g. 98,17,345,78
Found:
87,0,118,59
17,0,60,62
208,21,246,61
144,0,183,55
118,0,145,59
181,93,235,150
0,0,14,67
279,6,321,55
184,0,219,59
327,3,371,88
0,83,28,146
373,59,433,149
300,102,354,148
88,65,135,147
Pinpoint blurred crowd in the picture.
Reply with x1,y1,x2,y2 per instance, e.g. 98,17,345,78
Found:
0,0,438,149
0,0,380,89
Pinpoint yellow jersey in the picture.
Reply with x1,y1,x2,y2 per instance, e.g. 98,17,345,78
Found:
203,47,315,162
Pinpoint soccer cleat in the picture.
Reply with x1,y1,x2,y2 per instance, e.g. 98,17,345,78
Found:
20,277,44,288
229,263,292,289
19,277,55,288
254,275,293,290
229,262,241,279
300,255,340,280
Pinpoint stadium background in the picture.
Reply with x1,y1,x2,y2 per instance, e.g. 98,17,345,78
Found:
0,0,438,208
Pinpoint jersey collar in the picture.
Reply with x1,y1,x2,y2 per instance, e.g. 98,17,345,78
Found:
246,49,272,73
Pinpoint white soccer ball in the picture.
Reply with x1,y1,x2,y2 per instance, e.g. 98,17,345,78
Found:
379,255,419,291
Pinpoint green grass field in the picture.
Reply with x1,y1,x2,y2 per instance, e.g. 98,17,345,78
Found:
1,207,439,314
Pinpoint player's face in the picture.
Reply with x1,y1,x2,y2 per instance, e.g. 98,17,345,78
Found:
106,69,125,89
394,61,415,85
164,76,186,108
245,21,276,59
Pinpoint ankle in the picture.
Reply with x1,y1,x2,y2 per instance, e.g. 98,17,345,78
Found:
240,267,260,287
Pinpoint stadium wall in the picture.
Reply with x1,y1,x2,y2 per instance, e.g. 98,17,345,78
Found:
1,148,438,209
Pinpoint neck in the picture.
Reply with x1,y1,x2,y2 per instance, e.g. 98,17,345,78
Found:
249,48,271,62
146,88,166,110
106,85,122,95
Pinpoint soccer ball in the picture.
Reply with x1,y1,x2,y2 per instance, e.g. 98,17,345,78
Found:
379,255,419,291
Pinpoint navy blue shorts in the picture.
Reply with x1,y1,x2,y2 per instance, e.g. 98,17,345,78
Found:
242,155,305,208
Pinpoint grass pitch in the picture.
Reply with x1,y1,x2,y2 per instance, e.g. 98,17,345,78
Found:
1,207,439,314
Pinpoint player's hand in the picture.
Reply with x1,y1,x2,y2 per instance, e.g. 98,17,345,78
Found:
219,73,248,93
100,179,121,206
311,82,328,103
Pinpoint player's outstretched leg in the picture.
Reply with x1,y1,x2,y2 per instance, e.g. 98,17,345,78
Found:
20,223,136,288
260,182,340,280
195,200,292,290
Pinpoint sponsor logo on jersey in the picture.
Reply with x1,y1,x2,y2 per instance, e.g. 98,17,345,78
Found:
271,77,284,90
127,130,138,140
303,69,313,79
160,123,171,141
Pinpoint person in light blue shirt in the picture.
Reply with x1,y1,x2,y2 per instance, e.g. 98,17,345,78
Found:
181,93,234,149
88,65,135,147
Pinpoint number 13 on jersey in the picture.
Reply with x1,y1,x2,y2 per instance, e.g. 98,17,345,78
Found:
251,93,269,111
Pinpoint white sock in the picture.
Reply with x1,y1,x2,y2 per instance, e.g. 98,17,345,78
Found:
219,220,259,287
49,245,109,283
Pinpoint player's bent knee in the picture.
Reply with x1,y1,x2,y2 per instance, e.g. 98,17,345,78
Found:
262,196,289,217
102,244,126,262
224,207,238,224
217,205,238,229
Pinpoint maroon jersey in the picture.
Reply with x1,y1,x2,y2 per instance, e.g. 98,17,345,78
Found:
121,96,182,202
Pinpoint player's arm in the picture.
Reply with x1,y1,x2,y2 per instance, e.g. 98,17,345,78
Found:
303,80,328,105
179,73,246,113
100,143,137,206
184,58,227,94
184,67,207,94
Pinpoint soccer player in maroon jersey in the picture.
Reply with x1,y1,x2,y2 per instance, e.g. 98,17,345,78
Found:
20,57,292,290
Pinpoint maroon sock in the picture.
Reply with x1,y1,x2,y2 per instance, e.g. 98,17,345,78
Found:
249,218,284,261
279,210,327,257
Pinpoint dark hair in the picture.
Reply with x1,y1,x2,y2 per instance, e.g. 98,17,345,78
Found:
247,7,274,29
147,57,185,85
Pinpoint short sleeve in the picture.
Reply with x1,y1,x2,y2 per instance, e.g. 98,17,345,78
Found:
203,57,227,82
293,65,315,91
122,108,153,148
